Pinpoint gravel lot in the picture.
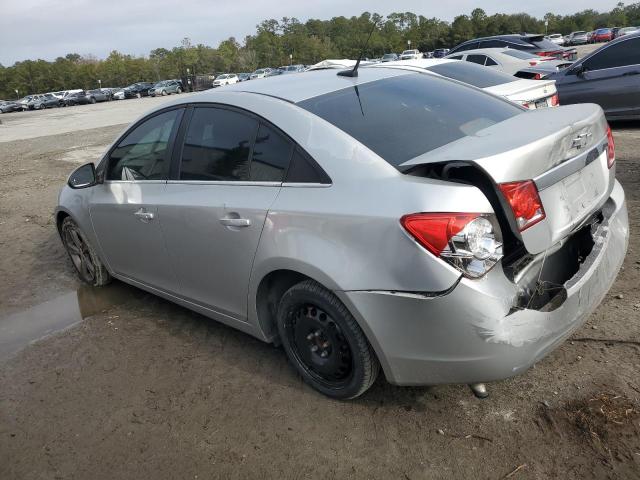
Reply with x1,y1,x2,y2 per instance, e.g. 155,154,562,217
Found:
0,80,639,479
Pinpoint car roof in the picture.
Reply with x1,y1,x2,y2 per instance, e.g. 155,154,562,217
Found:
219,66,411,103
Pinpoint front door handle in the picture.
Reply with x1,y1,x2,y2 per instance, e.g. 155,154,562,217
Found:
219,217,251,228
133,208,155,222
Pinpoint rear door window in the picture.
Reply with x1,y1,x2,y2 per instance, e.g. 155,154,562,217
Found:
484,56,498,66
179,107,258,181
583,38,640,70
107,109,183,181
466,54,487,65
250,123,293,182
298,73,521,168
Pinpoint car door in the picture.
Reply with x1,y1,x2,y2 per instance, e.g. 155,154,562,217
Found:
161,105,292,320
89,107,184,292
557,37,640,117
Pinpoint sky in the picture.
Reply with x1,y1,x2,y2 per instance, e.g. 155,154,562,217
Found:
0,0,623,65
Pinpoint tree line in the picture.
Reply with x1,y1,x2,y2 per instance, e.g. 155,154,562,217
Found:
1,2,639,99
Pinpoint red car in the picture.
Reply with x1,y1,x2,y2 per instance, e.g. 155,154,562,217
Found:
593,28,613,42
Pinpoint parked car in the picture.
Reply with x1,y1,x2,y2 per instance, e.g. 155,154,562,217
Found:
446,48,572,76
112,89,125,100
63,91,91,106
566,31,589,45
381,53,399,62
280,65,306,74
449,34,576,60
25,93,62,110
85,89,110,103
0,100,22,113
593,28,613,42
546,34,565,45
547,32,640,120
212,74,239,87
122,82,154,99
377,59,560,109
57,66,627,400
432,48,450,58
16,96,33,110
149,80,183,96
250,68,273,79
399,49,422,60
617,26,639,37
237,73,251,82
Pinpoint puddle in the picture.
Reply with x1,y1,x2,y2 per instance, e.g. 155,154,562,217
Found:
0,283,133,360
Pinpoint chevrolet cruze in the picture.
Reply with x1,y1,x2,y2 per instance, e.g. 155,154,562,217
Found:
57,67,628,399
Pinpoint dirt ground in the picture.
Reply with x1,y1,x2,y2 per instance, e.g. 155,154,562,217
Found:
0,90,639,479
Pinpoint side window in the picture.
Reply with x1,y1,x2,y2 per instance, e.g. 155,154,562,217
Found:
250,123,293,182
285,147,331,184
485,56,498,66
466,55,487,65
107,109,182,181
480,40,505,48
458,42,479,52
583,38,640,71
180,107,258,181
449,55,463,60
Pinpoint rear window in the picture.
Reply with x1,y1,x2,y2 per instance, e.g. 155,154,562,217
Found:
531,38,562,50
503,49,538,59
297,73,521,168
426,61,516,88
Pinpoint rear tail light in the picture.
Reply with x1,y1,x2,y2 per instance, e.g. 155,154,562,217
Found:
606,125,615,168
535,51,559,57
499,180,545,231
400,213,503,278
520,101,530,109
533,73,543,80
550,93,560,106
529,61,538,66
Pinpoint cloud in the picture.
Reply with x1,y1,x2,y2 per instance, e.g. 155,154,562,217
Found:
0,0,622,65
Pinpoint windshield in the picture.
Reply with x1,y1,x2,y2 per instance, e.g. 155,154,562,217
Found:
254,69,265,74
383,54,396,59
402,50,417,55
426,61,515,88
297,73,521,168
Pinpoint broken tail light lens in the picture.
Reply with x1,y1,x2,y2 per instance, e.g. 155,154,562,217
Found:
400,213,503,278
499,180,546,231
606,125,615,168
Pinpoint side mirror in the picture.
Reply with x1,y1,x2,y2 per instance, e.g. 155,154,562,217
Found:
570,64,586,77
68,163,97,189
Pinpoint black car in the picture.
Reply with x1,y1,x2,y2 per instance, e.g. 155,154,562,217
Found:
0,100,23,113
449,34,576,60
123,82,154,98
548,33,640,120
64,91,91,106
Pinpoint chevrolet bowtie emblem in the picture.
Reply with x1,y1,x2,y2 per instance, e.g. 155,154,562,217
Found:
571,132,592,150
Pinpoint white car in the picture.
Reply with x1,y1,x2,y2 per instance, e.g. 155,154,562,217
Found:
112,89,125,100
250,68,273,80
374,59,559,110
445,48,572,76
212,74,239,87
546,34,565,45
399,49,422,60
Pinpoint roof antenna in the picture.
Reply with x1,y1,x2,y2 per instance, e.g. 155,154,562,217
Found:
338,19,378,77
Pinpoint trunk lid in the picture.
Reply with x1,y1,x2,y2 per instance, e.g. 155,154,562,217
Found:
485,79,557,107
401,104,612,254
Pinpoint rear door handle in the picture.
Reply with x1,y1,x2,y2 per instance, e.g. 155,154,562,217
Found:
219,217,251,227
133,208,155,222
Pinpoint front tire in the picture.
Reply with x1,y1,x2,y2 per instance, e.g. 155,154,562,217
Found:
277,280,380,399
60,217,111,287
136,92,141,99
176,87,182,94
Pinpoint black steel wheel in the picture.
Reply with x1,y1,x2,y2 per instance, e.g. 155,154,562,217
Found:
277,280,379,399
60,217,111,287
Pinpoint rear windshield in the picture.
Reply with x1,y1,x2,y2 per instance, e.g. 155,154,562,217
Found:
297,73,521,168
531,38,563,50
503,49,538,59
426,61,516,88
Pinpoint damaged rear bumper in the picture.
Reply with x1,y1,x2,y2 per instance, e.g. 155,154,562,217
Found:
337,180,629,386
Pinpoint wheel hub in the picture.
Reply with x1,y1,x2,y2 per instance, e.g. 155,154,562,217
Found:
287,305,353,384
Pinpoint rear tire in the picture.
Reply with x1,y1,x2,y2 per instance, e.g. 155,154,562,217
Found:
176,87,182,94
136,92,141,99
60,217,111,287
276,280,380,399
90,97,96,104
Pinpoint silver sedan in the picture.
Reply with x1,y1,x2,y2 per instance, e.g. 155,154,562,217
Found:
56,67,628,399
